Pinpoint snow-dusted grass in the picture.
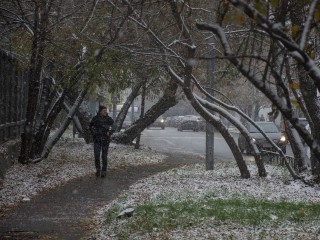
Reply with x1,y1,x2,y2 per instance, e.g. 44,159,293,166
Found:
0,141,166,211
92,162,320,240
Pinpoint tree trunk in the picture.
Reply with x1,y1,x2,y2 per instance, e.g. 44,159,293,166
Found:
74,108,93,143
135,81,146,149
290,0,320,175
112,80,178,144
32,90,67,158
180,82,250,178
65,90,94,143
19,2,51,164
114,78,144,132
297,67,320,175
37,88,88,161
167,49,250,178
284,119,309,171
197,97,266,177
31,77,56,158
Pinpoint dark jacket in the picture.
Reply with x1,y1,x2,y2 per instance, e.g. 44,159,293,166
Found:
90,114,114,142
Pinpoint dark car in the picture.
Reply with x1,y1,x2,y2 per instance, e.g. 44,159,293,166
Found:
148,116,165,129
238,121,287,154
177,115,201,132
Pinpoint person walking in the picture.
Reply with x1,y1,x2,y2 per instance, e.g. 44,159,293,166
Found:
90,106,114,177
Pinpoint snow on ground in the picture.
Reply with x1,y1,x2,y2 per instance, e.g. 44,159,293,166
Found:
2,141,320,239
91,162,320,240
0,141,166,211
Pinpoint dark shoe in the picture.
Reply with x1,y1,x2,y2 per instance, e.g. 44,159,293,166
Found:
101,171,106,178
95,170,100,177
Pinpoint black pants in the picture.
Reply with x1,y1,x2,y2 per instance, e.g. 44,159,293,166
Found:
93,140,110,171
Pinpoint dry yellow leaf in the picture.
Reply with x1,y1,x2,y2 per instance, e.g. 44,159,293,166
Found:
234,10,244,26
289,82,300,90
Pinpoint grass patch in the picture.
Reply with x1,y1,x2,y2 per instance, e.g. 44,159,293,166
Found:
105,198,320,236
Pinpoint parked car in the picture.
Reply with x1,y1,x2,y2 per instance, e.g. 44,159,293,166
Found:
171,116,184,127
177,115,201,132
165,116,173,127
148,116,166,129
197,116,206,131
238,121,288,154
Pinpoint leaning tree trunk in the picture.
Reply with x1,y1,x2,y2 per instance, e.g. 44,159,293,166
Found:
62,99,93,144
63,89,94,143
74,108,93,143
114,78,144,132
34,88,88,162
197,97,266,177
112,80,178,144
169,62,250,178
189,93,250,178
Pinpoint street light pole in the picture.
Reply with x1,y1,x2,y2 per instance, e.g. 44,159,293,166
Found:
206,29,215,171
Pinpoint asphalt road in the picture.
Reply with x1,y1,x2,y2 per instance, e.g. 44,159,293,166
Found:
140,127,293,161
140,127,243,162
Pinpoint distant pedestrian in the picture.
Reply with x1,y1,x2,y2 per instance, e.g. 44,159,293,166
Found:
90,106,114,177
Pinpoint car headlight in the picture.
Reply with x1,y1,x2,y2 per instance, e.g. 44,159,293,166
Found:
160,119,164,123
252,138,256,143
280,136,286,142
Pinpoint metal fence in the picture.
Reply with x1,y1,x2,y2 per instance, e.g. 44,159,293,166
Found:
260,150,299,171
0,51,28,144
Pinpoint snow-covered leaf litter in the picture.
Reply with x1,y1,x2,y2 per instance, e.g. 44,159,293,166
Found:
91,163,320,240
0,142,166,211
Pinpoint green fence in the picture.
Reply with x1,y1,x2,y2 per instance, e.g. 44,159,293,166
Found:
260,150,299,171
0,51,28,144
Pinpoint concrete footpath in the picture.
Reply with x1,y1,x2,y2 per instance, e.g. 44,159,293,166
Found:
0,152,202,240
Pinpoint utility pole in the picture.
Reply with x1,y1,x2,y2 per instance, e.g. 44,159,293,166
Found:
206,10,215,171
